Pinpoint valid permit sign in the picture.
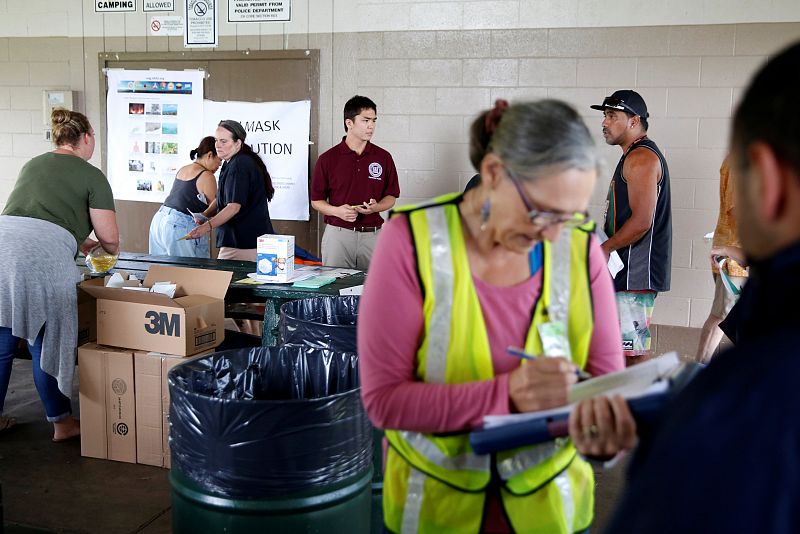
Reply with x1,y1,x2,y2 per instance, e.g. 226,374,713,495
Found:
228,0,291,22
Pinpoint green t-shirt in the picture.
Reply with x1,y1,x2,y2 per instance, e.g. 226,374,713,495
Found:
2,152,115,250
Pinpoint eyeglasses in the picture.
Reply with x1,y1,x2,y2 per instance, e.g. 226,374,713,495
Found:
505,166,591,228
600,96,635,114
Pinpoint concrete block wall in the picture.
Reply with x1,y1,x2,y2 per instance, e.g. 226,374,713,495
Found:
0,0,798,331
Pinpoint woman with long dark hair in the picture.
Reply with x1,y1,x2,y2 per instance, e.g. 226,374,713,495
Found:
187,120,275,260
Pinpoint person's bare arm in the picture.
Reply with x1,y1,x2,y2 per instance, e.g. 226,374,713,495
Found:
602,149,661,255
187,202,240,239
311,199,357,222
197,172,217,207
201,198,218,220
89,208,120,255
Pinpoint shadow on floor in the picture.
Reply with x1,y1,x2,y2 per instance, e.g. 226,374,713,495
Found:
0,359,171,534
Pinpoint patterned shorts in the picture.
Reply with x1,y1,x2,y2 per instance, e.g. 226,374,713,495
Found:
616,291,657,357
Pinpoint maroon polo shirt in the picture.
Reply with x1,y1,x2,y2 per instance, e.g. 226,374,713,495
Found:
311,138,400,229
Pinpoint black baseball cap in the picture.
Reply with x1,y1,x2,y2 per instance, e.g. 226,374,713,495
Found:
591,90,649,119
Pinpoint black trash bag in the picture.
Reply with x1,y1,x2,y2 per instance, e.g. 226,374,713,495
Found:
280,296,359,353
168,346,371,499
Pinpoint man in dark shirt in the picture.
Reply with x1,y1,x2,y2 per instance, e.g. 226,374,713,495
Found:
591,90,672,364
310,95,400,269
574,42,800,534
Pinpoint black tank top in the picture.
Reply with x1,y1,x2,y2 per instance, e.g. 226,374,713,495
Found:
163,170,209,214
603,137,672,292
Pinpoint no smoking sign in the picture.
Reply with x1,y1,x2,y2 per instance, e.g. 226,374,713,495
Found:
149,15,183,36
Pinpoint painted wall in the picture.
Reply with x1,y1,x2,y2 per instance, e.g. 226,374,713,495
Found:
0,0,798,327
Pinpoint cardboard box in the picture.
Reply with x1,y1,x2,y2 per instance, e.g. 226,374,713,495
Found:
77,279,102,346
134,350,209,468
80,265,232,356
80,343,212,467
257,234,295,282
78,343,137,463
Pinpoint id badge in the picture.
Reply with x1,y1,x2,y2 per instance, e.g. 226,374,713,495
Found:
537,321,572,359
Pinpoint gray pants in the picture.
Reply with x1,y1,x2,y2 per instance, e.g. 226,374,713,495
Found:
321,225,380,270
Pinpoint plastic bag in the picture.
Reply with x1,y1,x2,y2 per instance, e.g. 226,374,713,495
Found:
168,346,371,498
84,245,118,274
279,296,359,352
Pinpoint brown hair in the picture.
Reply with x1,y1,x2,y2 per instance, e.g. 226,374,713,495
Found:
469,99,509,171
51,108,92,147
190,136,217,161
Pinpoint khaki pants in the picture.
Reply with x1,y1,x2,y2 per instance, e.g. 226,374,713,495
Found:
217,247,257,261
321,225,380,270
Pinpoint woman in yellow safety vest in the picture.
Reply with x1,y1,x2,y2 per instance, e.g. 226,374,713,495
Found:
358,99,630,534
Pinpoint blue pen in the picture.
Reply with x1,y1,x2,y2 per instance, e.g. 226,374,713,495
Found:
506,346,593,381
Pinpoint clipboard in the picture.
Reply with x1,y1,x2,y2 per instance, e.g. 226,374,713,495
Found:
469,354,702,455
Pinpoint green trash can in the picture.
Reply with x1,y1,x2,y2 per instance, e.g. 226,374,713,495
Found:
171,467,372,533
168,346,373,534
280,296,385,532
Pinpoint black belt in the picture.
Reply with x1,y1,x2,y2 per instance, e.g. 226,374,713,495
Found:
349,226,380,233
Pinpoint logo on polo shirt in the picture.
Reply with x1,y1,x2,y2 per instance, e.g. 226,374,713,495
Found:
368,162,383,180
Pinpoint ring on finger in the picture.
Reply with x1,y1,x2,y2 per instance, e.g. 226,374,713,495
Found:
582,424,600,440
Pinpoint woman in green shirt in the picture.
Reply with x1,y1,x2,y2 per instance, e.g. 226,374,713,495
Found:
0,108,119,441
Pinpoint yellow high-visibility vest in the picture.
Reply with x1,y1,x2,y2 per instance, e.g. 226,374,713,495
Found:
383,193,595,534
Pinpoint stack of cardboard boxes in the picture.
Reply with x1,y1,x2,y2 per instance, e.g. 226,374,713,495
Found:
77,265,232,468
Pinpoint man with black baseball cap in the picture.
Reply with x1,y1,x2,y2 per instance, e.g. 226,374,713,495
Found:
591,90,672,365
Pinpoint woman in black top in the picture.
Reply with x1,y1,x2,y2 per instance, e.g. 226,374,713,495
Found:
187,120,275,261
149,136,220,257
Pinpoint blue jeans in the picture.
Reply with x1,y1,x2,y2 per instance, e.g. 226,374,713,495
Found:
149,205,211,258
0,327,72,422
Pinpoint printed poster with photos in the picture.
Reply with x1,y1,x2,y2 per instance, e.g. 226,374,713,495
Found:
105,69,205,203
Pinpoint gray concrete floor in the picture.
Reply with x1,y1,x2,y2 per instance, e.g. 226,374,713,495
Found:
0,359,171,534
0,357,627,534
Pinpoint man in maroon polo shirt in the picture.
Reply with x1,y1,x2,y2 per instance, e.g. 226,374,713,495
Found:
311,95,400,269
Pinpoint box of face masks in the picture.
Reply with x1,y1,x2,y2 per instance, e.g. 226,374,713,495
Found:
257,234,295,282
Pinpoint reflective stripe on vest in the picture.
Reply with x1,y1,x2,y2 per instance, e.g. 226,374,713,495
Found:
402,468,427,533
549,227,572,325
496,437,569,481
424,206,452,384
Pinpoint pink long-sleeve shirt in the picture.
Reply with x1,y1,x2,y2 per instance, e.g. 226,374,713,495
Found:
358,215,624,433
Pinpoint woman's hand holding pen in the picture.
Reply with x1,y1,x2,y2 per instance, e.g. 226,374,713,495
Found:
508,357,578,413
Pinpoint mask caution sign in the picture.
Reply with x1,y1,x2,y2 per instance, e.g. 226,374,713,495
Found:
95,0,135,12
144,0,175,11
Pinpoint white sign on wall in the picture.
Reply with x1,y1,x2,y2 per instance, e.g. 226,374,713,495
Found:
149,16,183,36
144,0,175,11
185,0,218,48
228,0,291,22
95,0,135,12
204,100,311,221
105,69,205,203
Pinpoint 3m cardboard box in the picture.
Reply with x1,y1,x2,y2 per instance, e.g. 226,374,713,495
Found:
77,279,102,346
257,234,294,282
79,265,232,356
134,350,210,468
78,343,137,463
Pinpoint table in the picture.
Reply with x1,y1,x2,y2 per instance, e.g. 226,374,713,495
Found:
80,252,366,346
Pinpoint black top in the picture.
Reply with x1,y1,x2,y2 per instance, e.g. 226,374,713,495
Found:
603,137,672,292
606,241,800,534
216,153,274,249
164,170,208,214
